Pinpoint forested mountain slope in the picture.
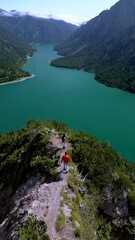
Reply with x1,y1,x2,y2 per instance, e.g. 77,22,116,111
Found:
51,0,135,93
0,23,33,84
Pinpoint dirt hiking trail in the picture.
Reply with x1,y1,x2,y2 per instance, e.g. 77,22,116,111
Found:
44,133,76,240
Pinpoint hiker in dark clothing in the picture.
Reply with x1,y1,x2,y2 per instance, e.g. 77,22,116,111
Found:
61,133,67,149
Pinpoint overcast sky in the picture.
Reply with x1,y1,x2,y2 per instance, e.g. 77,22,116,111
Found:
0,0,119,25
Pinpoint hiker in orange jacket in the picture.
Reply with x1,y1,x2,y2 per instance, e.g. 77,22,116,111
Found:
61,152,71,173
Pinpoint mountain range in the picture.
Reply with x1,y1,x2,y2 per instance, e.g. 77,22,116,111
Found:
0,9,77,83
0,9,25,17
51,0,135,93
0,9,78,43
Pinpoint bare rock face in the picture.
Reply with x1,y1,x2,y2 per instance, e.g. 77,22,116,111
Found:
0,176,42,240
100,187,129,219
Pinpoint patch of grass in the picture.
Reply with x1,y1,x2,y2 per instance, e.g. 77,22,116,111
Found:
70,194,98,240
68,165,99,239
97,220,112,240
60,199,65,207
55,210,66,232
68,173,79,192
61,187,70,202
60,187,69,207
70,198,82,226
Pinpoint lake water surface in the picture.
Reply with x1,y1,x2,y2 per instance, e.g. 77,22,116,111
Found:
0,43,135,162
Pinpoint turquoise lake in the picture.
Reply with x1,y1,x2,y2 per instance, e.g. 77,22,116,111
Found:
0,43,135,162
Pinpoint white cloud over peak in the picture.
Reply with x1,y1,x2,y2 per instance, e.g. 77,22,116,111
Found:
28,10,88,25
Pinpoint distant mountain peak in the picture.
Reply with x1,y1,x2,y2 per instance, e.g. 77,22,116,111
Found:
0,9,27,17
0,9,12,17
10,10,22,16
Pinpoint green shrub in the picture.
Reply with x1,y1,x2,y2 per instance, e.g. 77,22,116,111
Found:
18,215,50,240
30,156,57,179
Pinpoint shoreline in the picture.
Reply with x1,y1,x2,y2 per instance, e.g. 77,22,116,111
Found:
0,74,35,86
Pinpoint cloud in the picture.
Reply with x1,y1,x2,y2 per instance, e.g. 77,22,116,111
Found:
28,10,88,25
